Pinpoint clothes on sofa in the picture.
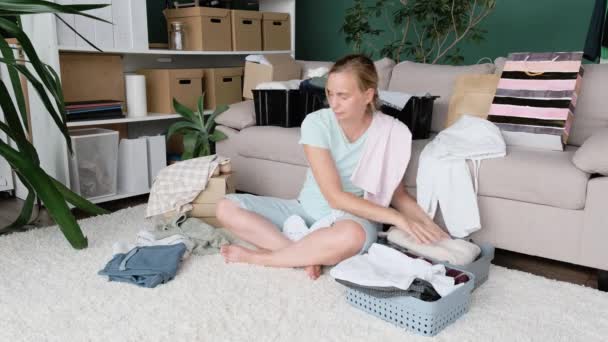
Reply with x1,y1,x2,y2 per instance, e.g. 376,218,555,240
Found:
351,111,412,207
146,155,226,218
386,227,481,266
98,243,187,288
330,243,461,297
417,115,506,238
226,194,380,254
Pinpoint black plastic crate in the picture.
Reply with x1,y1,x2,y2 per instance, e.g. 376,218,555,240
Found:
252,89,327,128
380,95,439,140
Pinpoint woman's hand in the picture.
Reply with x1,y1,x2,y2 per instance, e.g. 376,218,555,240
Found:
394,214,450,244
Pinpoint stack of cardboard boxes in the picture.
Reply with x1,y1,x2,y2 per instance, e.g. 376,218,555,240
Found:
189,172,236,227
163,7,290,52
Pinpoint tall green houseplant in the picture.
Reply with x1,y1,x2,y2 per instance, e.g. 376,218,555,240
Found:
0,1,112,248
341,0,496,64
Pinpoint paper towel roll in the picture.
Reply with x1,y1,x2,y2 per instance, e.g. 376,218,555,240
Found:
125,74,147,118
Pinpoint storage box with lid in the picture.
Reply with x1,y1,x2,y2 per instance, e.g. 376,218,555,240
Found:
242,54,301,99
203,67,244,109
137,68,204,114
68,128,119,200
261,12,291,51
163,6,232,51
230,10,262,51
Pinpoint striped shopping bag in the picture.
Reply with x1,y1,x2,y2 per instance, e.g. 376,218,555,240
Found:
488,52,584,151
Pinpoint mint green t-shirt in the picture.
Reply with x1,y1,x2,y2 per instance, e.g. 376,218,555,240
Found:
297,108,368,220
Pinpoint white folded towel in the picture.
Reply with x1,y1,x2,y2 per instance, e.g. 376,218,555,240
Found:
282,210,348,241
255,79,302,90
330,243,461,297
378,90,413,109
304,66,329,79
387,227,481,266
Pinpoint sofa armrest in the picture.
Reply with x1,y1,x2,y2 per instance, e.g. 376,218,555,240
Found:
572,128,608,176
581,176,608,270
214,100,256,131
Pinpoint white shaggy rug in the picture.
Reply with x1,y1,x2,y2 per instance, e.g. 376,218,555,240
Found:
1,205,607,342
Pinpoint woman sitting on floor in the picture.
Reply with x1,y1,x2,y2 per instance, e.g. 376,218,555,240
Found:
216,54,448,280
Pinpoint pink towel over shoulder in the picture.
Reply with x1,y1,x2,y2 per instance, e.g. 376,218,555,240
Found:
351,112,412,207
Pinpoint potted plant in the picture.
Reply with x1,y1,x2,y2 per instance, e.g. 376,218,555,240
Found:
0,1,113,248
166,95,229,160
341,0,496,64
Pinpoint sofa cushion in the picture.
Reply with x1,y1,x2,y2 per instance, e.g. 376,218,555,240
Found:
235,126,308,166
568,64,608,146
297,58,395,90
215,100,256,130
572,128,608,176
387,61,495,133
405,141,590,210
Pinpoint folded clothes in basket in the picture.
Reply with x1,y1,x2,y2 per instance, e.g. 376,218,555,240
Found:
330,243,463,297
335,278,441,302
387,227,481,266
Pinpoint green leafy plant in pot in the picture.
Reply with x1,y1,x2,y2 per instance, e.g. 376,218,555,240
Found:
166,95,229,160
0,1,113,248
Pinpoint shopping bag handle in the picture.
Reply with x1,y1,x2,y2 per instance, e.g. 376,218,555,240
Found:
523,55,560,77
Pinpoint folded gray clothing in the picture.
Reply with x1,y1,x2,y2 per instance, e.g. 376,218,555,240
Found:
153,216,234,255
98,243,187,288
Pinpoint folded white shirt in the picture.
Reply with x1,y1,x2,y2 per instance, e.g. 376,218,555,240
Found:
330,243,461,297
282,210,347,241
387,227,481,266
112,230,196,260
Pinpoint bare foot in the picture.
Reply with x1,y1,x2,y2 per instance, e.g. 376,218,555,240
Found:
220,244,263,264
304,265,322,280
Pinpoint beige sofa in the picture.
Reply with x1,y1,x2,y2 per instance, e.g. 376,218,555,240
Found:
215,59,608,289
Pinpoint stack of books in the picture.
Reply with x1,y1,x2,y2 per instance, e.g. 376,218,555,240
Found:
65,100,125,122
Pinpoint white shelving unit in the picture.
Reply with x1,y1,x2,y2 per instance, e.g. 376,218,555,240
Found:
20,0,296,204
58,46,292,56
67,113,181,127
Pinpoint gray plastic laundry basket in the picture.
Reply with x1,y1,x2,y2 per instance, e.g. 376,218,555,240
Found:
344,270,475,337
385,241,494,291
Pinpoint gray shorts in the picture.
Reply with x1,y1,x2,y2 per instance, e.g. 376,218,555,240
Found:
225,193,380,254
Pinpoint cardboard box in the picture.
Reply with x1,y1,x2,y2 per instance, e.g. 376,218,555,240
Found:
230,10,262,51
60,53,125,104
164,7,232,51
200,216,222,228
193,173,236,204
190,203,216,217
242,54,301,99
262,12,291,51
203,67,244,109
137,68,204,114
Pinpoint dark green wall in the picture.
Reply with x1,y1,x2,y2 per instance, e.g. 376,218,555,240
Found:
295,0,596,64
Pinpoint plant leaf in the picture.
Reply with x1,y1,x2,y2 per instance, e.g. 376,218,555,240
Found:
0,139,87,248
204,104,228,132
209,129,228,142
172,98,197,123
0,1,111,24
166,121,199,140
0,188,35,232
181,132,198,160
50,178,108,215
0,37,28,131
